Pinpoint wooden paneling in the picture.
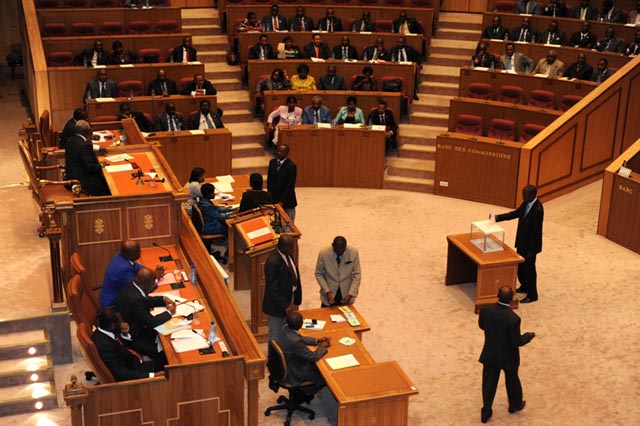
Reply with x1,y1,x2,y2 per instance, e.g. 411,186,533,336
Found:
75,208,123,246
536,128,576,186
581,90,621,169
621,72,640,151
281,126,333,187
442,0,486,12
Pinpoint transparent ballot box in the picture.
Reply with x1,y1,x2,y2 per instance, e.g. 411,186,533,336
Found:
469,220,505,253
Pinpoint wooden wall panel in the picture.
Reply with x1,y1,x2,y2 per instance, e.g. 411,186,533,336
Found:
126,204,173,241
536,126,576,187
606,174,640,253
622,73,640,152
582,92,620,170
75,208,123,246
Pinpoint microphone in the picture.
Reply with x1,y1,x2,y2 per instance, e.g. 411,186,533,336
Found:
152,242,174,262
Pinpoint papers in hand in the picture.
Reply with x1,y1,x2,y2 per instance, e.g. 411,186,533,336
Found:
154,317,190,335
325,354,360,370
303,319,326,330
170,329,211,353
105,153,134,163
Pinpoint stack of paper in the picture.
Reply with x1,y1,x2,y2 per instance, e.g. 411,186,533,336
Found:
170,329,210,353
325,354,360,370
154,317,190,335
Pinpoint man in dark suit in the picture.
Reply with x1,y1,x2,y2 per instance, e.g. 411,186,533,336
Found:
239,173,272,212
390,36,421,63
496,185,544,303
482,15,509,40
170,37,197,63
155,102,185,132
276,312,331,398
261,5,288,32
391,11,423,34
290,6,314,31
147,69,177,96
594,26,624,53
78,39,108,67
302,95,332,124
64,120,110,196
479,286,535,423
263,235,301,342
591,58,614,84
362,38,389,61
510,17,537,43
180,73,217,96
317,65,346,90
93,307,165,381
114,267,176,359
188,99,224,130
597,0,625,23
538,19,566,45
317,8,343,32
267,144,298,221
516,0,541,14
302,34,331,59
570,0,599,20
83,69,118,101
542,0,569,17
248,35,276,60
331,36,359,60
119,102,153,132
59,108,87,149
568,20,597,49
368,100,398,152
352,11,375,32
565,53,594,80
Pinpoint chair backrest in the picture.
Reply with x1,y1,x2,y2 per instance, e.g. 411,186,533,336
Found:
100,21,125,35
76,323,116,384
43,23,67,36
267,340,288,384
93,115,119,123
467,82,492,100
65,0,88,6
128,20,152,34
93,0,115,6
191,203,205,234
71,22,97,36
497,85,524,104
494,0,516,13
48,51,74,67
560,94,583,111
117,80,144,97
70,252,100,311
519,123,545,142
455,114,483,136
68,274,97,328
529,89,556,109
155,20,179,34
179,77,193,91
488,118,516,141
138,48,162,63
375,19,393,32
36,0,60,7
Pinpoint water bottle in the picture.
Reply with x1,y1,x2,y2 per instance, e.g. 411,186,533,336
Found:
150,89,156,100
169,54,174,64
83,56,88,68
121,128,127,144
285,221,292,233
531,34,536,44
128,89,134,101
86,90,92,101
208,321,216,345
190,262,197,284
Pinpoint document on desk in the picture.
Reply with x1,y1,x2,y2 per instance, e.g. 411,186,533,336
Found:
213,181,233,193
330,314,346,323
105,153,135,163
215,175,235,183
171,330,210,353
303,319,326,330
154,317,191,335
104,164,133,173
325,354,360,370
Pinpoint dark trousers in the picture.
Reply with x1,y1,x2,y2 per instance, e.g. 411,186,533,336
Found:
517,253,538,300
321,287,343,308
482,364,523,411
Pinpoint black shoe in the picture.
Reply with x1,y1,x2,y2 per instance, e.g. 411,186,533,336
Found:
481,407,492,423
413,94,419,100
508,400,526,413
520,297,537,304
515,287,526,293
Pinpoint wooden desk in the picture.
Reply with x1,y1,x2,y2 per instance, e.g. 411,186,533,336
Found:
300,328,418,426
458,67,597,102
448,97,562,136
249,60,417,103
48,62,205,129
446,233,523,313
279,125,386,189
434,132,522,207
263,90,401,124
86,94,218,123
146,128,232,184
238,31,424,65
298,305,370,340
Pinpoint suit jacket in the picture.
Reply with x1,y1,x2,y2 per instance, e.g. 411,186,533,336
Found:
362,46,389,61
391,18,423,34
595,37,624,53
92,329,156,381
289,16,314,31
569,31,596,49
479,303,533,370
277,326,326,387
262,249,302,317
302,42,331,59
390,46,422,64
542,3,568,17
351,19,375,32
496,199,544,256
100,252,143,308
569,5,599,20
317,73,346,90
598,7,625,23
65,134,110,196
317,16,343,32
499,52,533,73
482,25,509,40
121,111,153,132
155,112,185,131
302,106,331,124
239,189,272,212
114,282,171,354
625,42,640,57
59,118,77,149
249,43,276,60
564,62,593,80
188,111,224,130
538,30,566,45
532,58,564,77
84,79,118,100
592,68,614,83
261,15,288,32
180,80,217,96
170,45,197,62
510,27,537,43
331,44,358,60
267,157,297,208
79,48,108,67
314,246,361,306
368,109,398,136
471,53,497,69
147,78,177,96
516,0,541,15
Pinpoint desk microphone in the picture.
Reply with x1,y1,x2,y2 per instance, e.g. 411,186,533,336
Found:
152,242,174,262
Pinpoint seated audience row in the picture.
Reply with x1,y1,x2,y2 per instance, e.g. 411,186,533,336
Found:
508,0,636,25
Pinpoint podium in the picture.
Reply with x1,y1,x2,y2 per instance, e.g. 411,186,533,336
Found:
226,205,300,339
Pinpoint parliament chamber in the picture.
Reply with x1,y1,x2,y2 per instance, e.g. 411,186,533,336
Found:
6,0,640,424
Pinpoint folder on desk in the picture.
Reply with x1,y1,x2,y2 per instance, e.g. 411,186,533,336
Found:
326,354,360,370
154,317,190,335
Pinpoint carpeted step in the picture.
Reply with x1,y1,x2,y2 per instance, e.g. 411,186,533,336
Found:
419,81,459,96
182,8,218,20
409,111,449,127
225,122,264,144
204,63,242,79
197,51,228,63
192,35,228,51
399,124,443,145
232,141,267,158
232,156,271,176
216,90,251,110
210,78,243,91
183,24,221,36
419,65,459,84
382,174,434,193
221,109,253,123
437,28,482,41
411,95,452,114
428,53,470,67
398,143,437,160
385,157,435,180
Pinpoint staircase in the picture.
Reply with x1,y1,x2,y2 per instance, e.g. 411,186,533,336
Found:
0,330,57,417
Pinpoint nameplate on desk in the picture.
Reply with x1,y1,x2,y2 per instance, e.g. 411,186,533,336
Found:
95,97,116,102
119,64,134,68
105,153,134,162
317,123,331,129
187,61,202,65
190,130,206,135
343,123,362,129
618,166,632,178
371,125,386,132
326,354,360,370
310,57,326,62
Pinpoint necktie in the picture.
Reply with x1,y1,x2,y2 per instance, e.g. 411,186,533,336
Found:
525,2,530,13
552,5,556,16
300,18,305,31
183,48,188,63
606,40,612,51
168,115,174,131
400,49,406,62
116,337,144,363
380,114,385,125
161,82,168,96
581,8,586,20
313,110,318,124
343,47,347,58
205,114,214,129
260,46,265,60
336,255,341,265
373,49,378,60
274,17,278,31
581,33,585,41
361,21,365,31
100,82,105,97
315,46,319,58
330,76,334,86
547,33,552,44
520,29,526,42
507,56,512,70
277,159,284,171
329,19,333,32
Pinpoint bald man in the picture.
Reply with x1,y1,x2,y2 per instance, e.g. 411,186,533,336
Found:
315,236,361,307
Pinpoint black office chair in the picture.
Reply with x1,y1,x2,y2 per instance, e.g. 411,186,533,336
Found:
264,340,316,425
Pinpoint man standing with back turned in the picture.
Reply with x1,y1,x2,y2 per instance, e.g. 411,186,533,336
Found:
495,185,544,303
479,286,535,423
267,144,298,222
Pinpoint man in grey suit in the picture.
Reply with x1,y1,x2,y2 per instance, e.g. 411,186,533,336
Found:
83,68,118,101
276,312,331,398
315,236,361,307
499,42,533,73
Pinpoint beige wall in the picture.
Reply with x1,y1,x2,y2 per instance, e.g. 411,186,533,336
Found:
1,0,21,62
